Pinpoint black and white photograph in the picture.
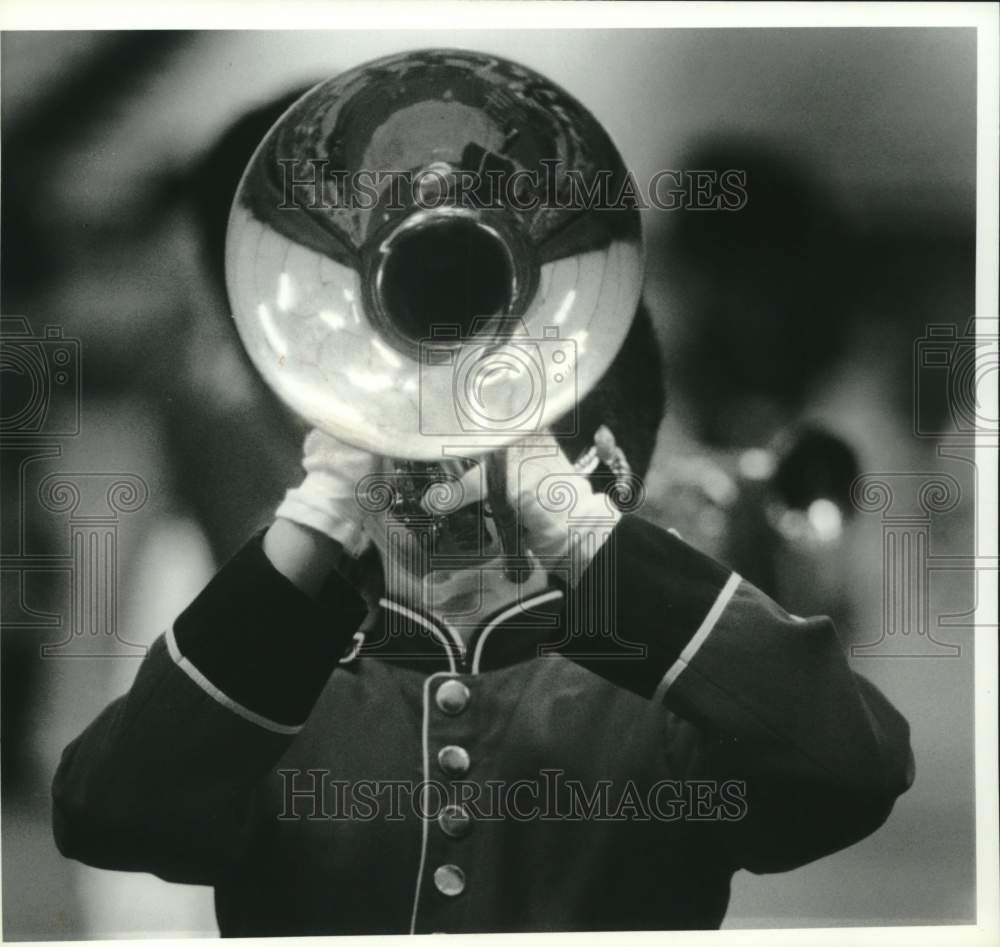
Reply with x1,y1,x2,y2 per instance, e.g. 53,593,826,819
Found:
1,3,997,944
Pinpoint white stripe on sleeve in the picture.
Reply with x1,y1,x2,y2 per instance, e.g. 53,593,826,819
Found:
164,626,304,736
652,571,742,704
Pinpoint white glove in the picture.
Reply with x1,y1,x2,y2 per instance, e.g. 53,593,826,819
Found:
275,429,379,558
454,432,621,567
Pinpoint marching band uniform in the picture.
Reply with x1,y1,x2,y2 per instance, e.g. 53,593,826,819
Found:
53,509,913,934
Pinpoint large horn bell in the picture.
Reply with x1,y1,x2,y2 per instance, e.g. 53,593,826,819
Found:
225,48,642,460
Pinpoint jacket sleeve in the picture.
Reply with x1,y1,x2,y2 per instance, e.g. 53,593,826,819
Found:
51,532,368,885
565,513,915,874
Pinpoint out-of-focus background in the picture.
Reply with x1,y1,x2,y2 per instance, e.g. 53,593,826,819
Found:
1,28,982,937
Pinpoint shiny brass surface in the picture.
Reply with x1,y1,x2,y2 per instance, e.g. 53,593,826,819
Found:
225,48,642,460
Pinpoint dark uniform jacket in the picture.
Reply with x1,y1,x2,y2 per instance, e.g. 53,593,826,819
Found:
52,514,914,935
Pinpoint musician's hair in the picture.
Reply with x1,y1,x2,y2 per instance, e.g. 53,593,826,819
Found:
554,301,664,481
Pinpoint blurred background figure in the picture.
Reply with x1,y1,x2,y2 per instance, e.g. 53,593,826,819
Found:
1,27,978,937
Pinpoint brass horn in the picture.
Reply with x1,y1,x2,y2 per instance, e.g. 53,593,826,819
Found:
224,49,643,575
225,48,642,459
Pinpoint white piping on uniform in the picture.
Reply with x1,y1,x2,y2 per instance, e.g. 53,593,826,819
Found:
164,626,303,736
470,589,565,674
379,599,463,674
652,572,742,704
409,670,452,934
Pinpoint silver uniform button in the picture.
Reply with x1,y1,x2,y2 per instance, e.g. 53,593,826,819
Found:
435,679,470,715
438,805,473,838
437,745,471,777
433,864,466,897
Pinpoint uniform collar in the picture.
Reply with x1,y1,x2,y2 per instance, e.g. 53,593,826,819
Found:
346,586,566,675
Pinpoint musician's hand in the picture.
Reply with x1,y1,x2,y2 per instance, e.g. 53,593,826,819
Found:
274,429,380,558
453,432,620,564
508,433,620,562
